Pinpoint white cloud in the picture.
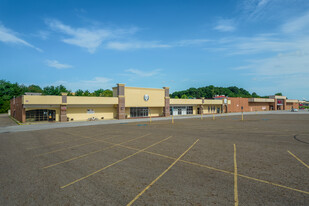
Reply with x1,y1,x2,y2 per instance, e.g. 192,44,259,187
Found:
125,68,161,77
239,0,271,20
106,41,171,50
282,12,309,33
54,77,113,91
46,19,113,53
174,39,210,46
220,35,294,55
46,19,211,52
36,30,50,40
46,60,73,69
214,19,236,32
106,39,210,50
0,24,42,52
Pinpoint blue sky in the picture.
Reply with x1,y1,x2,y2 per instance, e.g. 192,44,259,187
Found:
1,0,309,99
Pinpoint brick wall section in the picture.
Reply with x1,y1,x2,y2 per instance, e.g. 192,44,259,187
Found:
60,93,68,122
10,96,25,123
118,97,126,119
228,97,272,113
60,105,67,122
286,102,299,110
117,84,126,119
248,102,271,112
227,97,249,113
163,87,170,117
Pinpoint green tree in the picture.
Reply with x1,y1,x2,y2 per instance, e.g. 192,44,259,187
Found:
83,90,91,96
170,85,260,99
252,92,260,98
42,85,68,95
93,89,104,96
0,80,25,113
275,92,283,96
27,85,43,93
75,89,84,96
181,94,188,99
102,89,113,97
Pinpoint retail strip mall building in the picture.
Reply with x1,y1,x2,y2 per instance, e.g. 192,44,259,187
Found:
10,84,300,123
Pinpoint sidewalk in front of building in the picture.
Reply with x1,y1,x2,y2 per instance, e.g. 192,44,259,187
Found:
0,110,308,134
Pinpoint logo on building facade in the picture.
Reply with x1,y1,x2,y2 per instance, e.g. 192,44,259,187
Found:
144,94,149,101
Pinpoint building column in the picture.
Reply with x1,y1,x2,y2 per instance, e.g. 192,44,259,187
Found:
60,105,67,122
117,83,126,119
283,99,287,110
274,99,277,111
60,92,68,122
201,97,205,114
21,107,26,123
163,87,170,117
199,105,204,114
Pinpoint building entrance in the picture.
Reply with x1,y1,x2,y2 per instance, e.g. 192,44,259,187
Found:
170,106,193,116
26,109,56,122
130,107,149,118
178,109,182,115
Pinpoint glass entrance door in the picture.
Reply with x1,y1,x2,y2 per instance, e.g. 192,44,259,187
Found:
178,108,182,115
130,107,149,118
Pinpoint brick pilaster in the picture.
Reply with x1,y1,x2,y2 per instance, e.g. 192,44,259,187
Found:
117,84,126,119
60,105,67,122
60,92,68,122
283,99,287,110
274,99,277,111
163,87,170,117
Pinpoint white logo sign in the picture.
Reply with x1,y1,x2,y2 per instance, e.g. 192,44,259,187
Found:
144,94,149,101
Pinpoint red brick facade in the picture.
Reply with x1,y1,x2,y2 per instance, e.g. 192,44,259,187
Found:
227,97,273,113
286,102,299,110
10,96,25,123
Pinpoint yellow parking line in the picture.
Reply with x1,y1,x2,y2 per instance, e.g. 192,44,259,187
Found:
237,173,309,195
42,133,151,169
234,144,239,206
288,150,309,169
100,141,309,196
127,139,199,206
61,135,173,189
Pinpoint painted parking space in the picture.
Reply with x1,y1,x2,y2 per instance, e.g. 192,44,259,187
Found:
0,114,308,205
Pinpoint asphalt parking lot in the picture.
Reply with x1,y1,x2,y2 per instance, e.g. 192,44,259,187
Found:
0,113,308,205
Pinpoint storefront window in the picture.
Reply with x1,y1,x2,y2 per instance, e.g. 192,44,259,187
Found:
187,106,193,114
26,109,56,122
130,107,149,117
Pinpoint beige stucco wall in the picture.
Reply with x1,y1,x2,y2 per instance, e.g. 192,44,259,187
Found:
170,99,202,105
125,87,165,107
67,107,116,121
125,108,131,118
149,107,163,117
203,105,221,114
193,106,198,115
23,95,62,105
204,99,223,105
25,107,60,121
67,96,118,105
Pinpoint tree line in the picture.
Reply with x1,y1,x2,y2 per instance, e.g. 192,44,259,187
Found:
170,85,282,99
0,80,113,113
0,79,283,113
